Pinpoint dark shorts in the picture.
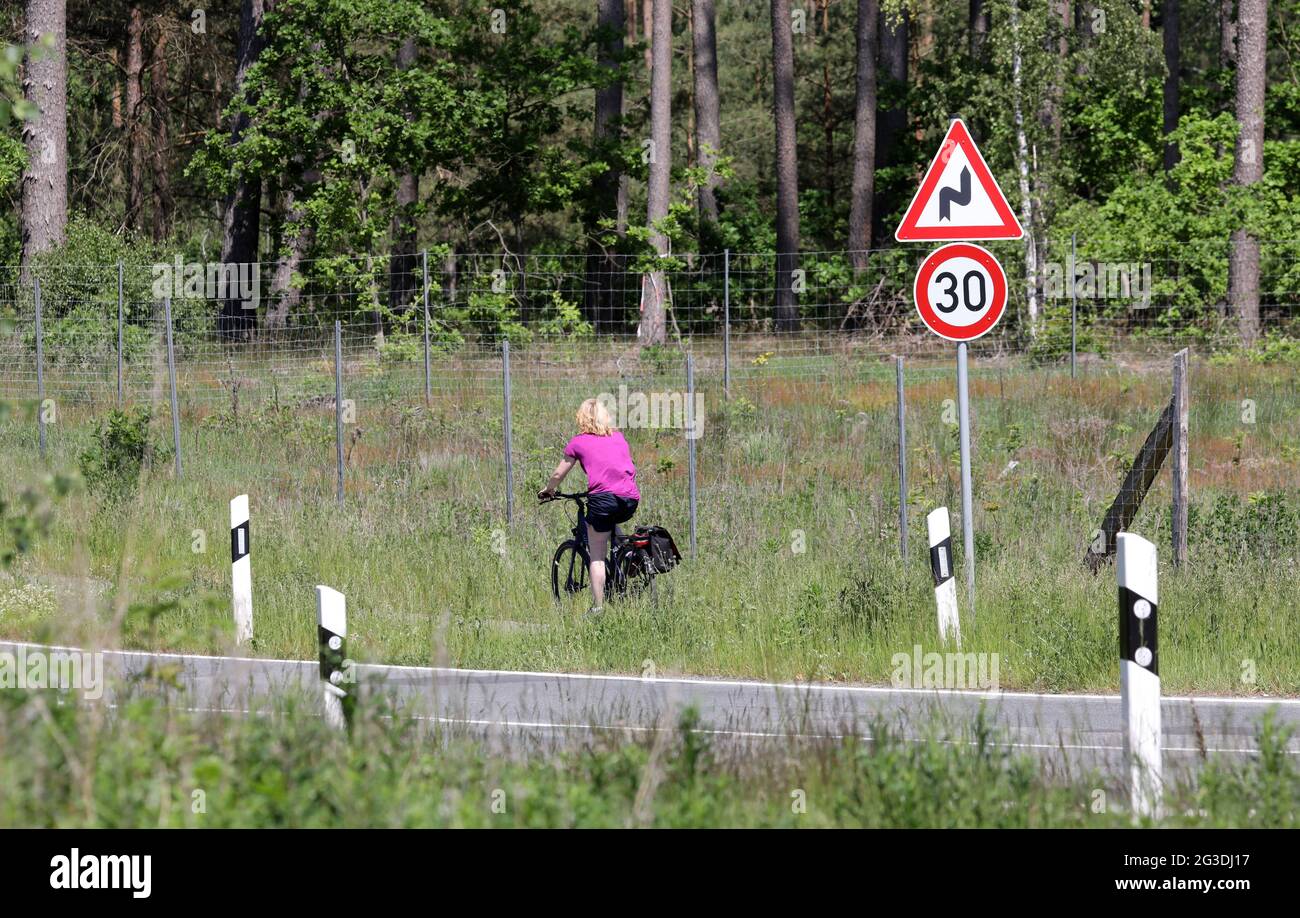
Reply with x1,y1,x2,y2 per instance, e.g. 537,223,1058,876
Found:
586,493,638,533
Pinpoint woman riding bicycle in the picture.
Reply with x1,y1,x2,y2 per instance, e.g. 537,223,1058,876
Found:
538,397,639,615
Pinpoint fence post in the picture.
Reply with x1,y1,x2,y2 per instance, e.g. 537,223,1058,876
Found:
686,353,698,559
895,355,908,559
34,279,46,459
422,249,431,404
723,249,731,400
316,584,351,732
1070,233,1078,379
230,494,253,645
502,339,514,524
164,296,182,478
117,259,125,406
1117,532,1161,820
1171,349,1189,567
334,320,345,507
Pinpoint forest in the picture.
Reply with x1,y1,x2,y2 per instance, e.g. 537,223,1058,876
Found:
3,0,1297,345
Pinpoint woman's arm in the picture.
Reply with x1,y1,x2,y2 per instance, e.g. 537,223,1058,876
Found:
538,456,577,499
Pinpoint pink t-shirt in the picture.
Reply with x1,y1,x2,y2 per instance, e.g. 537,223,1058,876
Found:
564,430,640,500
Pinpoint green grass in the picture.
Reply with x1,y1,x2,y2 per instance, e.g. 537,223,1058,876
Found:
1,342,1298,696
2,685,1297,828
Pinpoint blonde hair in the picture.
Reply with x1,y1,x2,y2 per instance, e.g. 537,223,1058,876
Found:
576,398,614,436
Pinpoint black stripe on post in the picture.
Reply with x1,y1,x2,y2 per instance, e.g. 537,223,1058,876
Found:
929,536,954,587
230,520,250,564
319,625,347,693
1118,586,1158,677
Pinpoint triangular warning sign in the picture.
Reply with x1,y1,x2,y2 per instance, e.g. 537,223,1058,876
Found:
895,119,1023,242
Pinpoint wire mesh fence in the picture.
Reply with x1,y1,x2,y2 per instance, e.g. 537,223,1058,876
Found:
2,241,1297,513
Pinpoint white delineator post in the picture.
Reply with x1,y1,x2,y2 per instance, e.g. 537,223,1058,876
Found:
230,494,253,645
1117,532,1161,819
316,585,350,731
926,508,961,647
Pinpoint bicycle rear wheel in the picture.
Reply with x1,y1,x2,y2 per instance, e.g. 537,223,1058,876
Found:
551,540,589,601
616,547,656,600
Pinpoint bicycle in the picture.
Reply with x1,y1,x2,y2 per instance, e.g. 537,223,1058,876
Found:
540,491,658,603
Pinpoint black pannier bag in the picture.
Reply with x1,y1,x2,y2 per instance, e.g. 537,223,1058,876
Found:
633,525,682,574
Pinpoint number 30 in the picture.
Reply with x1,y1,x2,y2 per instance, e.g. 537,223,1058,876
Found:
934,270,987,313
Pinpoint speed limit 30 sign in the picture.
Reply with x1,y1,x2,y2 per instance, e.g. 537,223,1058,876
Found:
913,242,1007,342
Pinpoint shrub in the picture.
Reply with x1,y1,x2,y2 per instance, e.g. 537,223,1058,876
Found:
78,408,165,502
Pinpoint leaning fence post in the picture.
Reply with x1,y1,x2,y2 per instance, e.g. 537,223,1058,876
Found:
1070,233,1078,379
1117,532,1161,820
1171,348,1189,567
723,249,731,400
230,494,253,645
316,584,352,732
686,353,698,559
34,278,46,459
422,249,431,404
164,296,182,478
895,355,908,559
334,320,345,507
502,338,514,524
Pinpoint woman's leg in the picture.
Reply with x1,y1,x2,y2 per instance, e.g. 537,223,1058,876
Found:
586,523,610,608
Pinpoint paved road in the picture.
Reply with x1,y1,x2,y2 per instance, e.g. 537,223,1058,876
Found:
4,640,1297,779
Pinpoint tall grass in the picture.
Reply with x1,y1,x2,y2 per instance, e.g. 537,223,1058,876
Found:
0,346,1297,695
1,684,1295,828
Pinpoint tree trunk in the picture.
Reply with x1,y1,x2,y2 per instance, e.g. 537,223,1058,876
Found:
266,183,316,330
770,0,800,330
1041,1,1068,152
819,0,834,203
20,0,68,271
149,19,172,242
1220,0,1237,67
587,0,625,332
639,0,670,346
692,0,721,227
389,37,419,314
1011,0,1038,333
219,0,268,337
848,0,877,274
1162,0,1180,172
969,0,989,60
642,0,653,78
1229,0,1266,347
875,5,906,242
125,3,145,234
110,47,122,128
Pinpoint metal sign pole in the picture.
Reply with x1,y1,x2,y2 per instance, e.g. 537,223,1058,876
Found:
956,342,975,617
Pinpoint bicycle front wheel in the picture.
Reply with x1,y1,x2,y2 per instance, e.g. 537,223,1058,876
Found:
552,540,589,601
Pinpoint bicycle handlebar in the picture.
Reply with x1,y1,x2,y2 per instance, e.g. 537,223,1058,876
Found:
539,490,591,503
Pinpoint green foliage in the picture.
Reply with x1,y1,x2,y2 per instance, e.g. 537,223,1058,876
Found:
1247,333,1300,364
24,305,154,366
1026,307,1109,365
78,408,165,503
24,216,158,315
0,473,72,569
1189,491,1300,561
